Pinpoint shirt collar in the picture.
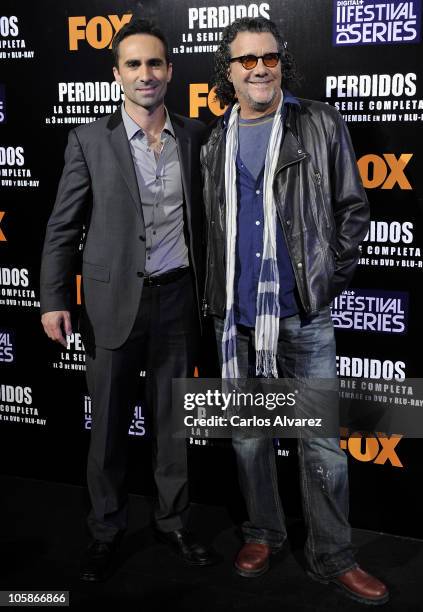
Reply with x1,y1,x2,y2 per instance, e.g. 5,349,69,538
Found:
283,89,300,107
121,103,175,141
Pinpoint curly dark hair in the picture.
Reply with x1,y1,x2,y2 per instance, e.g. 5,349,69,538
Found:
213,17,299,106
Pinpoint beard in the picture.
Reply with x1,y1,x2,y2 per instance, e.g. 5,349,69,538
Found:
243,85,279,112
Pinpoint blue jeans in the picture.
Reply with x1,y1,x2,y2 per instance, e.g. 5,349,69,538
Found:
214,307,356,579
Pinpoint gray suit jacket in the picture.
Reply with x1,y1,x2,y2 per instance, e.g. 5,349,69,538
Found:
40,108,206,349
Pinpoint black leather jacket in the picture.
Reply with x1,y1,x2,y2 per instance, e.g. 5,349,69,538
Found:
200,98,369,318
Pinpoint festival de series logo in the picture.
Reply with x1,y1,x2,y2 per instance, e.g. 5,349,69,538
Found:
331,288,409,334
84,396,146,437
0,329,15,363
333,0,421,46
0,83,5,123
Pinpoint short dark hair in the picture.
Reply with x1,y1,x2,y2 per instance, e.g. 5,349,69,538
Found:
112,18,170,67
213,17,299,106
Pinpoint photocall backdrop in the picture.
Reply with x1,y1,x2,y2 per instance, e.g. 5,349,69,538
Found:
0,0,422,538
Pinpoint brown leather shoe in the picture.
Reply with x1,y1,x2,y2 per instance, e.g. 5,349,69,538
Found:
234,543,271,578
313,566,389,605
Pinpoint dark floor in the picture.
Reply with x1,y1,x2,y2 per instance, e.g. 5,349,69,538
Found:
1,476,422,611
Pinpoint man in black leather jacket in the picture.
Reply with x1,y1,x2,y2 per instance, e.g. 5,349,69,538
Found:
201,16,388,605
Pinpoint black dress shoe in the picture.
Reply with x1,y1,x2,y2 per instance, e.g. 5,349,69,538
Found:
79,539,118,582
154,528,220,567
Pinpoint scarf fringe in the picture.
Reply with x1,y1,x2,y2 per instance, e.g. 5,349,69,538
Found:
256,349,278,378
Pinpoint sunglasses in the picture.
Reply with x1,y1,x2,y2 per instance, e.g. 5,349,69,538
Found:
229,52,281,70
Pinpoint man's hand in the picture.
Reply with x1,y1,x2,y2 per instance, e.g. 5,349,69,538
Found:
41,311,72,348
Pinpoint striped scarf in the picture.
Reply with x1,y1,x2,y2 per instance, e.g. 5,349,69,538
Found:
222,96,284,379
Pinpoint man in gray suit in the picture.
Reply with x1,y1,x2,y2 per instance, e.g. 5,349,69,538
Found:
40,19,216,581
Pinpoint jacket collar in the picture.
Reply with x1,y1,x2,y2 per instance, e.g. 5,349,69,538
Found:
217,91,305,174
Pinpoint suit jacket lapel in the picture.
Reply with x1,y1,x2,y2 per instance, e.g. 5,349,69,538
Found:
107,110,143,220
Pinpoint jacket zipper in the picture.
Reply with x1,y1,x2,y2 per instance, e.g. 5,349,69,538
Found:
202,216,213,317
314,171,332,231
274,154,311,314
314,171,340,267
276,205,310,314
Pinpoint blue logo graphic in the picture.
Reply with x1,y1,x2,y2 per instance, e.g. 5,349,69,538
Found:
0,329,15,362
84,396,146,436
331,288,409,333
333,0,421,46
0,84,5,124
